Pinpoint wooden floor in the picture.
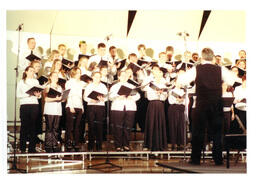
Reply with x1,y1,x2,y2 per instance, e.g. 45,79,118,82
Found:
7,151,246,174
7,132,247,174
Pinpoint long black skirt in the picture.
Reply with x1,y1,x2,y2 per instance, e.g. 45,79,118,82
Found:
167,104,185,146
144,100,167,151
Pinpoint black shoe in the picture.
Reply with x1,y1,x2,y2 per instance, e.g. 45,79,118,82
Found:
45,147,53,153
53,147,60,152
188,160,200,165
28,149,38,153
215,161,223,166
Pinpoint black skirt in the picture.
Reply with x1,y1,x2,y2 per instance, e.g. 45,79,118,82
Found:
167,104,185,146
144,100,167,151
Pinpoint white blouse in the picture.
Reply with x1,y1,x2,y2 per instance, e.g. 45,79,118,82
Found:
109,82,140,111
84,82,108,106
17,78,41,105
168,87,185,105
65,78,85,110
144,78,168,101
43,84,63,116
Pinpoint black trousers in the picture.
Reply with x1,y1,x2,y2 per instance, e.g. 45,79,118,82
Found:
79,101,87,143
65,107,83,146
35,98,43,135
111,110,136,148
191,101,224,164
19,104,39,152
86,105,105,148
45,115,60,148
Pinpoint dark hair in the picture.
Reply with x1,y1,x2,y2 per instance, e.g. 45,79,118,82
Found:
201,48,214,61
128,53,137,59
70,67,81,78
166,46,174,52
79,40,86,48
58,44,66,49
137,44,146,51
215,55,221,58
27,37,35,43
22,66,34,80
98,43,106,49
242,74,246,81
109,46,116,52
192,52,199,57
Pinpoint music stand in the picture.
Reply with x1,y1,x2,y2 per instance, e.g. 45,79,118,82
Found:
8,24,26,173
87,36,122,172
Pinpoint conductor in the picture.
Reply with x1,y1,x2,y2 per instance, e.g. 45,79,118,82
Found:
177,48,236,165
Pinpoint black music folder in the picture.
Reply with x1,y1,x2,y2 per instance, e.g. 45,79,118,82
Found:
81,74,93,83
160,67,168,74
78,54,90,60
88,91,104,101
47,88,62,98
62,64,72,72
115,59,126,71
62,58,74,66
149,82,169,92
26,54,41,61
26,86,44,96
137,59,150,66
128,62,141,74
127,79,140,87
38,75,48,85
222,97,235,107
117,85,133,97
58,78,66,89
98,60,108,67
238,67,246,77
233,82,242,89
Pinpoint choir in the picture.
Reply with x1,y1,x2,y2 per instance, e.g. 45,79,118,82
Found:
16,38,246,159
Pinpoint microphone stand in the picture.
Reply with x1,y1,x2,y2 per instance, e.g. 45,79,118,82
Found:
179,31,189,161
8,24,26,173
87,35,122,172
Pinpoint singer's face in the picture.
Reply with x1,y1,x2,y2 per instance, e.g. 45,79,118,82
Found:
55,61,62,71
239,51,246,59
28,39,36,50
98,47,106,56
26,67,35,78
110,48,117,57
33,62,41,73
50,72,59,84
80,43,87,51
93,73,101,83
100,68,108,76
58,46,66,56
119,71,128,82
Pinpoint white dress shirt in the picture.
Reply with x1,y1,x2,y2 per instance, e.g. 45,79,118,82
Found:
73,50,91,61
17,78,41,105
43,84,63,116
234,85,246,111
109,82,140,111
84,82,108,106
19,47,42,72
65,78,85,110
222,91,233,112
177,60,236,87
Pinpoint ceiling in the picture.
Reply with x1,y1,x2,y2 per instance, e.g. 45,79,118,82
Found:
6,10,246,43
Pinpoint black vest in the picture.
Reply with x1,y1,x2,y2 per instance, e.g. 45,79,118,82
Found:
195,64,222,105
